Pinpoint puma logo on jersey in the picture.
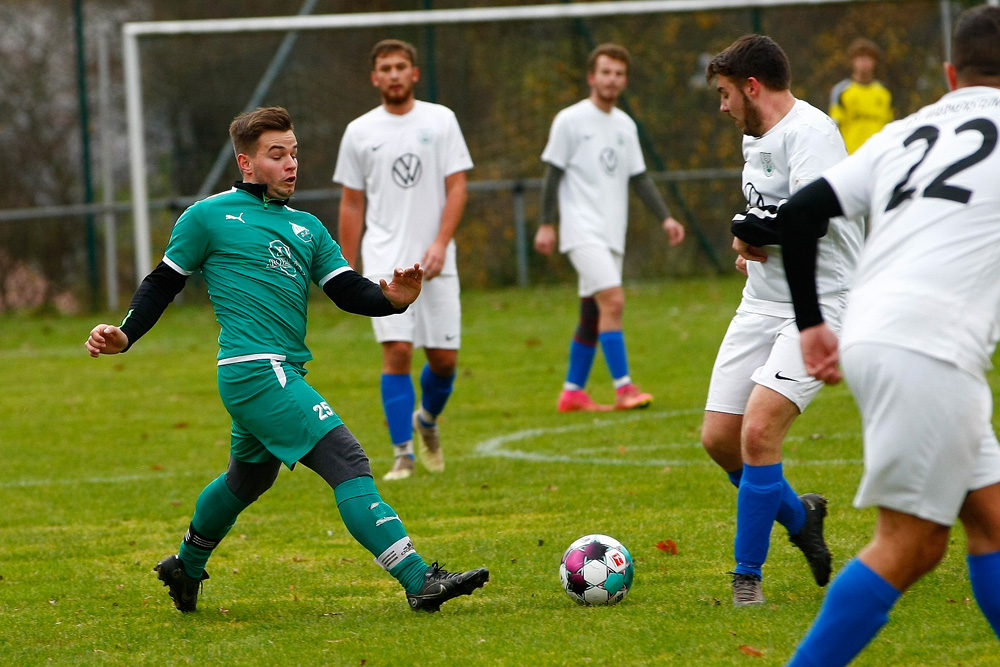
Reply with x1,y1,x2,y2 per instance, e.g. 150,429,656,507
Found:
226,213,246,223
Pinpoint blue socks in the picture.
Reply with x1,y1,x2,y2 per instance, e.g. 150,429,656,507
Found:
727,466,806,534
420,362,455,419
381,373,415,447
969,550,1000,637
788,558,900,667
599,330,631,386
565,340,597,389
734,463,786,578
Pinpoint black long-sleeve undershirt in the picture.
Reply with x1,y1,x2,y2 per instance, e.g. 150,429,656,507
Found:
777,178,846,330
118,263,404,351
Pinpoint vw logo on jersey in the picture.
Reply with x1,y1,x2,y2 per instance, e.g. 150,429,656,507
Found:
267,240,300,278
599,147,619,176
392,153,422,188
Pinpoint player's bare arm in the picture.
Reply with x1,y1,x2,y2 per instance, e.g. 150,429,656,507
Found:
423,171,467,280
85,324,129,357
662,217,685,246
379,263,424,309
799,323,842,384
533,224,557,256
338,186,366,268
733,236,769,263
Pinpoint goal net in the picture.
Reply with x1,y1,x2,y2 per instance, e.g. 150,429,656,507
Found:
123,0,955,289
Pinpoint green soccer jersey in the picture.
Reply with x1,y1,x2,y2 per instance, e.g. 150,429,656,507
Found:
163,184,349,363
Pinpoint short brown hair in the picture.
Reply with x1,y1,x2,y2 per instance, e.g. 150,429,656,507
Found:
952,5,1000,83
229,106,293,157
847,37,881,62
371,39,417,68
587,43,631,75
705,34,791,91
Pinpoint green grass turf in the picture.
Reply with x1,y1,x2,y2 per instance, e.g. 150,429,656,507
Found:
1,275,997,665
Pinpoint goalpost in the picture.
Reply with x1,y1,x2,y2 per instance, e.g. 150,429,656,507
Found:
122,0,951,283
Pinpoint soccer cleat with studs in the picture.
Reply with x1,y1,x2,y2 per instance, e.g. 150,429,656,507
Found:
412,411,445,473
154,554,209,612
383,455,416,481
730,571,765,607
406,561,490,612
557,389,613,413
614,384,653,410
789,493,832,586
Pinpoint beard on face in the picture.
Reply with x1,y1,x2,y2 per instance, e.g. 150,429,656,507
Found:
741,90,765,137
381,82,413,106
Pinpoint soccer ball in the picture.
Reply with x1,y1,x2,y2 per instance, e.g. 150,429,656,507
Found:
559,534,634,606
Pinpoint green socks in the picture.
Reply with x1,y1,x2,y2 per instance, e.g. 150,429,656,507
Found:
177,473,250,578
334,476,428,594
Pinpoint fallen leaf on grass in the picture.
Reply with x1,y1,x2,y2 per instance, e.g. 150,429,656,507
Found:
656,539,678,555
738,644,764,657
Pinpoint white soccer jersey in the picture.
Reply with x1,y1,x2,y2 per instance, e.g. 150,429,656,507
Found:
333,100,473,277
542,99,647,254
825,86,1000,375
739,99,864,317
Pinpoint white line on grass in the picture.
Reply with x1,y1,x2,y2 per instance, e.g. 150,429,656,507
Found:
474,408,862,468
0,470,207,489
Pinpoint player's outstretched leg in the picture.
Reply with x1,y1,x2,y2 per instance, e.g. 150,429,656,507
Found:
788,493,833,586
154,554,210,612
333,476,489,611
406,561,490,612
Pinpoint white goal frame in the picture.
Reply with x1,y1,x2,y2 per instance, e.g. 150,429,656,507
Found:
122,0,952,282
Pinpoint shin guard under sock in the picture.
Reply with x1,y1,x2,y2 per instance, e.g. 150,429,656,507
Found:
178,473,251,578
334,476,428,593
787,558,899,667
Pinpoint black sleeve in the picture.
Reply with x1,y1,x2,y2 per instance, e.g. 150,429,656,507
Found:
322,269,407,316
629,171,672,221
778,178,845,330
538,164,564,225
119,261,188,351
731,205,782,247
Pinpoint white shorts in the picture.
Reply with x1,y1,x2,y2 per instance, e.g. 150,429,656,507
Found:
567,245,623,297
844,343,1000,526
705,309,832,414
370,274,461,349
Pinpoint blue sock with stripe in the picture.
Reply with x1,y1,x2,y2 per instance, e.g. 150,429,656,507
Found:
734,462,784,578
788,558,900,666
420,362,455,419
381,373,415,449
969,550,1000,637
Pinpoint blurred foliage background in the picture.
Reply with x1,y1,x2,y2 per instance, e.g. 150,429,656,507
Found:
0,0,977,312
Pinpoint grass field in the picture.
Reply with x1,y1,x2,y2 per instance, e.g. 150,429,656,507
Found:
1,275,997,665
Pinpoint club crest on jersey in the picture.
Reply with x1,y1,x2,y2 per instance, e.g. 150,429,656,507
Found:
267,240,302,278
418,128,433,144
761,152,775,176
392,153,422,188
289,222,312,243
599,147,618,175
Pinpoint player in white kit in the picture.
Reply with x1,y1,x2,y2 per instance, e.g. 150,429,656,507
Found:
534,43,685,413
334,39,473,481
702,35,865,606
770,6,1000,664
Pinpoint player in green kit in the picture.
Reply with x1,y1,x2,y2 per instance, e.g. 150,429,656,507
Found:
84,107,488,613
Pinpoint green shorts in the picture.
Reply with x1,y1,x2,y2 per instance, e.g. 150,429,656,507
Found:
217,358,344,468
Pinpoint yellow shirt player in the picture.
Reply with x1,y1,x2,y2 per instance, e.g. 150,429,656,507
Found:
829,38,893,154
